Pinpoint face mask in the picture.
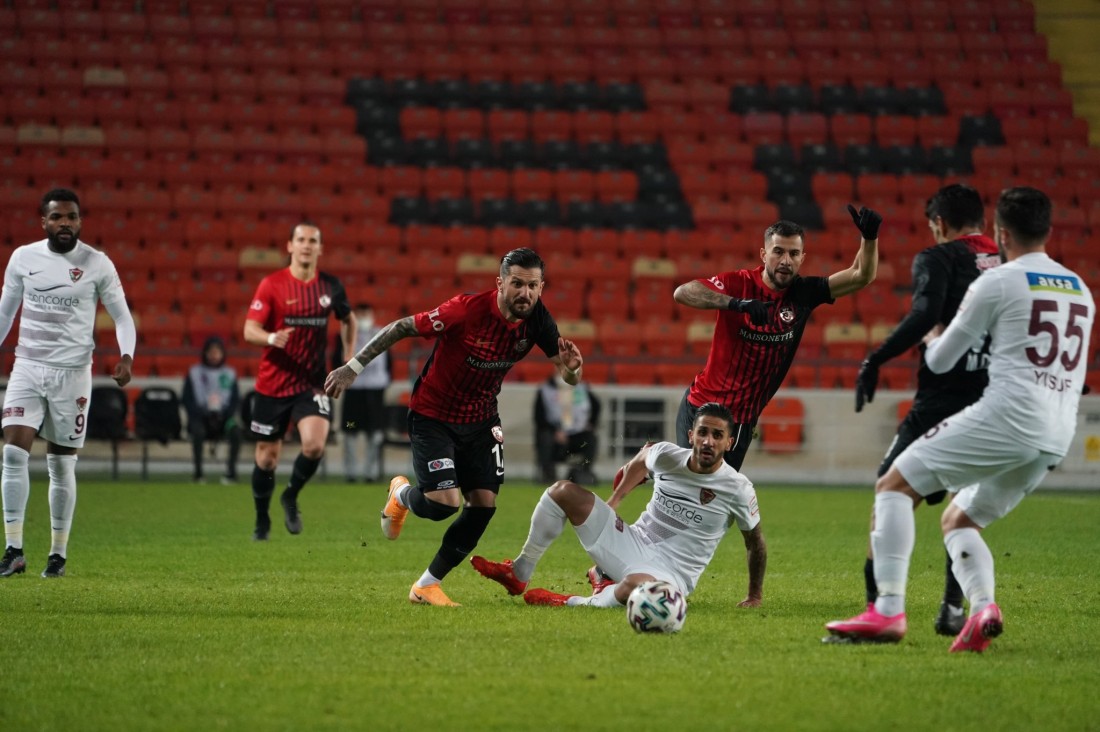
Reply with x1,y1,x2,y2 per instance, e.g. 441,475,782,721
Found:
358,315,375,330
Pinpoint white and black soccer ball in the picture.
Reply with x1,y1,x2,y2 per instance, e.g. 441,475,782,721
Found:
626,580,687,634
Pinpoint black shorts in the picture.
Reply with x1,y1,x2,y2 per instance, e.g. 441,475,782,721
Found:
250,390,332,442
675,390,754,471
341,388,387,433
408,410,504,494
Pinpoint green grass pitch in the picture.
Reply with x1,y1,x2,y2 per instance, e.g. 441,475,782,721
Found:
2,475,1098,731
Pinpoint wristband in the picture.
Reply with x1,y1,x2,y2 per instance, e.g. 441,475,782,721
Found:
266,333,277,345
564,363,581,378
346,357,364,375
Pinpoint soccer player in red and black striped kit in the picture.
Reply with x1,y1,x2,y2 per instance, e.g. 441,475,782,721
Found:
325,248,585,606
243,222,355,541
849,184,1002,638
672,205,882,470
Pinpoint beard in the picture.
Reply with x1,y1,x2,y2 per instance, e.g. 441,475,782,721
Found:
47,229,79,253
505,297,534,320
766,265,793,289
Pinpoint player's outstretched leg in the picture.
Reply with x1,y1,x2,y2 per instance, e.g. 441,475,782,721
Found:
586,566,615,595
381,476,410,540
409,581,461,607
523,588,576,606
949,603,1002,653
470,556,528,595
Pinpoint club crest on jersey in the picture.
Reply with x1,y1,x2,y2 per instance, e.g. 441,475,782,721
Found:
700,488,716,505
251,299,263,311
491,425,504,443
779,306,795,323
319,294,331,308
513,338,529,352
69,268,83,282
615,515,624,532
76,396,88,412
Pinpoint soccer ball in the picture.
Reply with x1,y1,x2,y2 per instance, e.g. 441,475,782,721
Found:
626,580,687,634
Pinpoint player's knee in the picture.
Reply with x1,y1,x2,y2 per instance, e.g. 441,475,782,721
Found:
873,467,908,494
3,443,29,468
546,479,582,503
408,488,460,521
301,444,325,460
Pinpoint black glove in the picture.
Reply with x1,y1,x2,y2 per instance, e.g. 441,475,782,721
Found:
728,298,774,326
854,358,879,413
847,204,882,240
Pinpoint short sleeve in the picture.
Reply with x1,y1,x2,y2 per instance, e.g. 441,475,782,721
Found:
536,309,561,358
330,277,352,320
412,294,468,338
731,486,761,532
245,277,272,323
644,441,681,473
696,271,740,297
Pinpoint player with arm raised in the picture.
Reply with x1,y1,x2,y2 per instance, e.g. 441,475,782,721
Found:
826,187,1094,652
471,402,766,609
0,189,136,579
325,248,584,606
672,206,880,470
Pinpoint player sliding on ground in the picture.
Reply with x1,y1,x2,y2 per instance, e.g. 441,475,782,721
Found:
471,402,767,608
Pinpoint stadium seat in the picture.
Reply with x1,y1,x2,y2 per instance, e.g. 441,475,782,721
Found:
758,397,804,454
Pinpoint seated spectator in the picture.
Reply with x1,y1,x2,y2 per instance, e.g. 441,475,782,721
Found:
182,336,241,484
534,370,601,485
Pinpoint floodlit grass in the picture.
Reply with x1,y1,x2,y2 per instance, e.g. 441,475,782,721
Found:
2,477,1098,731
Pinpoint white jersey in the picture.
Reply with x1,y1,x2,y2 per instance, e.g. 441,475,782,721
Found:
2,239,127,368
634,442,760,589
925,251,1094,456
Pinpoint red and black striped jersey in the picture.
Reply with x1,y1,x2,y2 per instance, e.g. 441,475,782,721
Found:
687,266,833,423
246,269,352,398
409,289,561,424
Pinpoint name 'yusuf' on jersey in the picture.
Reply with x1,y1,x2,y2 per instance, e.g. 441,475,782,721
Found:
2,240,126,368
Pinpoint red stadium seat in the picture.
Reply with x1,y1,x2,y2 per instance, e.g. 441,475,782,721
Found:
759,397,804,454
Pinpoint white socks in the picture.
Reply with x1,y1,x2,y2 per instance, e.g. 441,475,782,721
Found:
2,444,30,550
945,528,995,614
415,570,442,588
871,491,915,617
47,454,78,558
395,483,411,508
512,489,567,583
566,585,624,608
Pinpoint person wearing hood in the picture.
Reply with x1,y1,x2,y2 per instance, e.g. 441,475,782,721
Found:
182,336,241,485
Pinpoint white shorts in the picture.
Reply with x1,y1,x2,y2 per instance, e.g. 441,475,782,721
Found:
2,359,93,448
576,499,688,594
893,408,1060,528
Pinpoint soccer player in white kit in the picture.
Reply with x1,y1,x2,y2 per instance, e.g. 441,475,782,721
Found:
826,187,1094,652
0,189,136,579
472,402,767,608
